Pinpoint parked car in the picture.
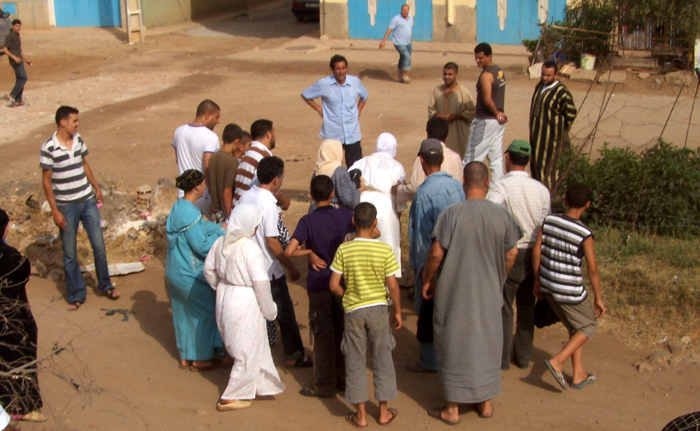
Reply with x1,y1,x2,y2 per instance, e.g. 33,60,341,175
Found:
292,0,320,22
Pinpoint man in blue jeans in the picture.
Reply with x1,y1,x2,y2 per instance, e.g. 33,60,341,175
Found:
379,4,413,83
2,19,32,107
40,106,119,310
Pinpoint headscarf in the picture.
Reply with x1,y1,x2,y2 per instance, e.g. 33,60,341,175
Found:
376,133,398,158
0,208,8,240
175,169,204,192
314,139,343,177
222,204,262,258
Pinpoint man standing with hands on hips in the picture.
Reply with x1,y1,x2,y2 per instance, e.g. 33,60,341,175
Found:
302,55,369,168
379,4,413,83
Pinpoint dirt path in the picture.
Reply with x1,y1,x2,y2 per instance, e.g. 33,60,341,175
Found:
1,3,698,430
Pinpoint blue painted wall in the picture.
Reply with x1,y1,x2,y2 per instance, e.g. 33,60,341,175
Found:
55,0,121,27
349,0,432,41
477,0,567,45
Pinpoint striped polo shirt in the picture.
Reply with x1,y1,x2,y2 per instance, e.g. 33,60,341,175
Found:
539,214,593,304
232,141,271,207
39,133,94,204
330,238,400,312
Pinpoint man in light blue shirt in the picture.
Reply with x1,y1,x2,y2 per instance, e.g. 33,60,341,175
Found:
408,138,464,373
301,54,369,167
380,4,413,83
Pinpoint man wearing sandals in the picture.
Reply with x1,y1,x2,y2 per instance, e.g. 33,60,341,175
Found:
2,19,32,107
40,106,120,310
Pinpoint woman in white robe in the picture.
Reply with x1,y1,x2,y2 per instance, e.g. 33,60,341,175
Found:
203,204,285,411
349,133,407,275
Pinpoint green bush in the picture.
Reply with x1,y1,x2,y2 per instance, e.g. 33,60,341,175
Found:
557,141,700,237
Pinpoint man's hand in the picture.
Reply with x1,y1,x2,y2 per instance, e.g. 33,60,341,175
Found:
94,188,104,204
379,41,386,49
391,181,404,196
315,106,323,118
422,279,434,300
52,211,67,230
392,309,403,330
308,251,327,272
288,265,301,282
594,298,606,318
533,279,543,300
496,111,508,124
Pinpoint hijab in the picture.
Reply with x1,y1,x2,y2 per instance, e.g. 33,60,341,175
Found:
375,133,398,158
221,204,262,258
314,139,343,178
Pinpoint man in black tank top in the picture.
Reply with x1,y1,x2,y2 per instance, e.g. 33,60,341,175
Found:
462,43,507,183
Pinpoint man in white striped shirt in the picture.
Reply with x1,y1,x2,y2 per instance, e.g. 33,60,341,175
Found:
487,139,549,370
40,106,119,311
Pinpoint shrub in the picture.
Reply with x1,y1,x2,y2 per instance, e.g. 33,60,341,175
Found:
557,141,700,237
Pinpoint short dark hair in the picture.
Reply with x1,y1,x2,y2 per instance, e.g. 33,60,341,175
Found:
444,62,459,72
474,43,492,56
330,54,348,69
354,202,377,229
421,150,444,167
565,183,592,209
240,131,252,143
310,175,334,202
426,116,449,142
222,123,243,144
507,151,530,167
196,99,220,117
463,161,489,189
250,119,273,141
55,106,79,125
257,156,284,185
11,19,21,26
542,60,558,72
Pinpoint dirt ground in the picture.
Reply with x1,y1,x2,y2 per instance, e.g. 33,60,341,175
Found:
1,2,699,430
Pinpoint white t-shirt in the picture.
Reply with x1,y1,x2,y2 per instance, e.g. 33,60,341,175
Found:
172,124,220,197
0,404,10,429
238,185,284,279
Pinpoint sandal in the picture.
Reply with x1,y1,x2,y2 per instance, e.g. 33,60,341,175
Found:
17,411,47,422
545,359,568,390
379,407,398,425
427,407,460,425
105,288,120,300
67,301,83,311
345,412,368,428
9,101,24,107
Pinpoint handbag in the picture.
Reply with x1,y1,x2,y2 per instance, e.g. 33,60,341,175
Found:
534,297,559,328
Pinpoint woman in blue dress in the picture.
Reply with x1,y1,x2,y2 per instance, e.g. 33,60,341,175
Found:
165,169,225,370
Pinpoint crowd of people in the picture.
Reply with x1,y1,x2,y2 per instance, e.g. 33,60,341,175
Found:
0,38,609,428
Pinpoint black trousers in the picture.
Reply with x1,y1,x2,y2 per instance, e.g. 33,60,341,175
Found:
270,275,304,360
343,140,363,167
308,290,345,395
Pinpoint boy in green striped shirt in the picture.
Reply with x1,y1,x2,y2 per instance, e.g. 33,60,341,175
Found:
330,202,402,427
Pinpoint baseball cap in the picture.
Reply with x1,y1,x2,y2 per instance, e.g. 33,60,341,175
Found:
506,140,531,156
418,138,443,156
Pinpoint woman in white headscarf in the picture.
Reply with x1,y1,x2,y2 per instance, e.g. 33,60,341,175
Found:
349,133,407,275
311,139,361,211
204,204,285,411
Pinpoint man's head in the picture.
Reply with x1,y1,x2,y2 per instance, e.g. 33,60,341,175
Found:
195,100,221,130
239,131,253,154
504,140,531,172
353,202,378,230
330,55,348,84
400,4,410,18
257,156,285,193
426,116,449,142
541,61,558,86
565,183,592,209
250,119,275,149
222,123,243,145
463,161,490,193
474,43,493,69
11,19,21,32
55,106,80,136
442,62,459,86
310,174,335,203
418,139,444,172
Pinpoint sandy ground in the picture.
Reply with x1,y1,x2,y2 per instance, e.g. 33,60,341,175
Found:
1,2,699,430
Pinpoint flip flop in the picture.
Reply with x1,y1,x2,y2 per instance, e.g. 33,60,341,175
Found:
544,359,568,390
216,400,251,411
427,407,460,425
345,412,368,428
67,301,83,311
299,387,335,398
379,407,398,426
476,404,493,419
570,374,597,389
105,288,120,300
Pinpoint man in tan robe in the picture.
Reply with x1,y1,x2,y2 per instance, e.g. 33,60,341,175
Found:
428,62,476,159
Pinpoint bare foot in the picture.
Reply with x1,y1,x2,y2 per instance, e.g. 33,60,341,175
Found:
475,400,493,418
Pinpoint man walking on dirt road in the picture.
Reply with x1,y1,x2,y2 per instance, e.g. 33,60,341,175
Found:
301,54,369,168
2,19,32,107
379,4,413,83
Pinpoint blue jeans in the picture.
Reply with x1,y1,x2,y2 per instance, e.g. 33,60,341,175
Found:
394,43,412,72
414,273,438,370
10,63,27,103
57,197,113,303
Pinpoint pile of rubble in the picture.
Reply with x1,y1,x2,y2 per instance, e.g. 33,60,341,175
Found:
1,178,179,282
